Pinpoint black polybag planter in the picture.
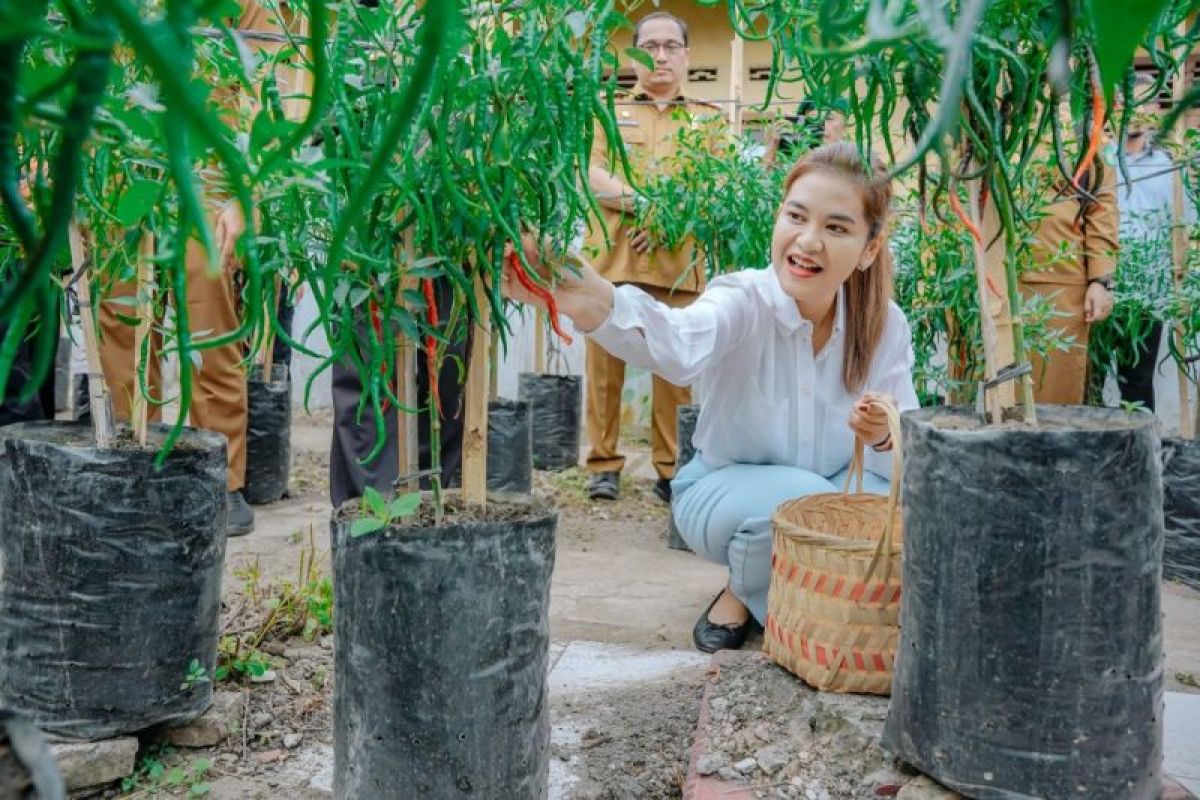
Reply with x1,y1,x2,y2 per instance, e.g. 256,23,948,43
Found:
488,399,533,494
667,404,699,551
244,363,291,505
1161,437,1200,591
0,422,227,740
883,406,1163,800
518,373,580,471
332,494,556,799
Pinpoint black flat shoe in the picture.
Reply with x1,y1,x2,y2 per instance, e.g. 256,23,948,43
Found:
692,590,755,654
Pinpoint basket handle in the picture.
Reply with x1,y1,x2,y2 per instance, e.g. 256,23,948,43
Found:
841,397,904,588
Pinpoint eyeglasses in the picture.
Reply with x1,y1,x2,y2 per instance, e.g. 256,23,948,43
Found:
636,41,686,56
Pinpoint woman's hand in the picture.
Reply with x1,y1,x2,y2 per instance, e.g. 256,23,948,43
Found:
848,391,895,450
501,235,615,333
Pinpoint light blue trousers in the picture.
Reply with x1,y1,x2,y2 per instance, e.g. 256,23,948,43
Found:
670,456,890,624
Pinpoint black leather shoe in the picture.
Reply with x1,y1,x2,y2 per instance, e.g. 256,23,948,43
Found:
692,590,754,654
587,471,620,501
653,478,672,505
227,490,255,538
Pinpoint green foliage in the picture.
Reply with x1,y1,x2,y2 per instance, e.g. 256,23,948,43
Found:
218,529,333,681
119,746,211,798
350,485,421,537
214,634,272,682
179,659,210,692
4,0,1200,433
626,122,812,282
1090,0,1176,103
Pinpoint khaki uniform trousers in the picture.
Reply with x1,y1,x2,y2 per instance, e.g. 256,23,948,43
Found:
98,233,248,491
585,284,697,481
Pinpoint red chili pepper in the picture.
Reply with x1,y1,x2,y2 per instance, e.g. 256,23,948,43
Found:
367,297,391,411
949,192,1003,300
1072,66,1105,188
506,250,573,345
422,278,442,416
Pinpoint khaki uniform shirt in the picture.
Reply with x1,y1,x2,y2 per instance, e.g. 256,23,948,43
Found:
1025,165,1119,285
586,85,722,293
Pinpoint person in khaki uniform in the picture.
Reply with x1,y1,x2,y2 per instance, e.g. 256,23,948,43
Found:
584,11,720,502
98,0,292,535
1020,155,1118,404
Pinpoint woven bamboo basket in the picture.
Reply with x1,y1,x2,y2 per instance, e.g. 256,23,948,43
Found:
764,400,903,696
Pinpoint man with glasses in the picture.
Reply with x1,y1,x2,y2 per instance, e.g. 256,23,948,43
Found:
584,11,721,503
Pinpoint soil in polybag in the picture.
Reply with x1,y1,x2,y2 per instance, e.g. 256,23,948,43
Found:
1162,437,1200,591
668,404,699,551
884,406,1163,800
245,362,291,505
518,373,580,471
487,399,532,494
332,492,556,799
0,422,227,740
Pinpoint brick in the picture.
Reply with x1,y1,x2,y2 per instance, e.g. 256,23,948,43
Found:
166,691,246,748
49,737,137,790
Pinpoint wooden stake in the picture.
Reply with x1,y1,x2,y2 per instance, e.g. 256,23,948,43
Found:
1171,40,1194,439
971,178,1018,419
396,242,420,486
728,36,744,135
131,231,154,446
533,309,547,374
283,11,312,122
489,328,500,401
461,278,491,507
68,224,115,449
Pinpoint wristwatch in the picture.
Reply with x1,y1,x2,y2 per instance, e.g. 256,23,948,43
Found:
1088,275,1114,291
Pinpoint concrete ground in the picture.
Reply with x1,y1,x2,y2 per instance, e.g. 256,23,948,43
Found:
81,411,1200,798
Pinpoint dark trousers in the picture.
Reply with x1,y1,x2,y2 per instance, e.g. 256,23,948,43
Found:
1117,321,1164,412
328,281,468,508
0,307,57,427
271,290,295,368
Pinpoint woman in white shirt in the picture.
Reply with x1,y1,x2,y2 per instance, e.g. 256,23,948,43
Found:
503,142,918,653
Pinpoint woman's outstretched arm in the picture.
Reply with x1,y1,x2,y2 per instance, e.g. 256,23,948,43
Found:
501,238,752,387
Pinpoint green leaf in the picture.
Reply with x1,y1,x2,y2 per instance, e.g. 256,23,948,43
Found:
1090,0,1173,103
166,767,186,786
388,493,421,519
115,179,161,227
350,517,387,537
625,47,655,71
362,486,388,518
190,783,212,797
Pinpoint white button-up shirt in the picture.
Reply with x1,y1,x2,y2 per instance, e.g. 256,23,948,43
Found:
588,268,919,479
1114,147,1197,300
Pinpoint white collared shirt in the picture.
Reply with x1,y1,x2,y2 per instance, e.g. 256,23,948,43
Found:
588,268,919,479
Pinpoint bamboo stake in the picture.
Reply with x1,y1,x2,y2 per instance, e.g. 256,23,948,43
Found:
68,224,115,448
1172,42,1194,439
728,35,744,135
461,278,491,507
533,309,546,374
396,242,420,486
970,179,1007,420
282,12,312,123
489,328,500,400
131,231,154,446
